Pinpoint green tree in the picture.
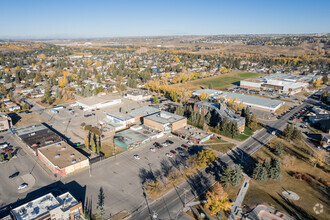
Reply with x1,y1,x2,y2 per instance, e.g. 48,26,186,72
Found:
85,133,90,149
153,96,159,104
270,158,281,180
91,134,96,152
231,122,239,138
206,112,212,125
208,83,213,89
96,136,101,154
231,165,243,186
274,142,283,156
7,152,12,159
322,75,328,84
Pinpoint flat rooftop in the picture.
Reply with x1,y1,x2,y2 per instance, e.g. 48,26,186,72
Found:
15,124,63,148
38,142,88,169
11,193,60,220
126,90,150,96
76,94,122,107
115,125,158,146
220,92,283,110
145,111,186,125
175,125,212,141
128,106,160,118
11,192,79,220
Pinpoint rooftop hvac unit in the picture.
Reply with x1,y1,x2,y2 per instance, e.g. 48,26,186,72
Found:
72,159,76,164
70,154,75,157
55,154,60,158
61,146,66,150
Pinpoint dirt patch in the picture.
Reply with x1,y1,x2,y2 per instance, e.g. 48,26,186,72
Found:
14,113,46,128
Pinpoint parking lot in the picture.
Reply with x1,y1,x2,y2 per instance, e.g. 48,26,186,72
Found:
62,134,202,216
0,131,53,207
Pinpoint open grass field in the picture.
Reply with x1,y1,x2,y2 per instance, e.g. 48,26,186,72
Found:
242,137,329,220
172,71,263,91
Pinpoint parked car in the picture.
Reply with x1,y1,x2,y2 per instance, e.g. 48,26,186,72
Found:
3,148,13,154
165,153,173,158
181,144,189,149
0,143,9,149
149,147,155,152
0,136,3,139
170,150,177,154
179,152,186,157
9,172,19,179
133,155,140,160
18,183,28,190
165,140,173,144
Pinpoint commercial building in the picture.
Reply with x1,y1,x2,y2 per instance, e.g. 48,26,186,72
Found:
193,89,284,112
240,73,318,94
194,101,246,132
114,125,160,150
76,94,122,111
144,111,187,133
99,106,160,133
173,125,213,144
37,142,89,176
125,90,152,101
11,192,84,220
0,112,12,131
14,123,64,154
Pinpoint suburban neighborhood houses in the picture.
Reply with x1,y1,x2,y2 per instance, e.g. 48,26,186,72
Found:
0,30,329,220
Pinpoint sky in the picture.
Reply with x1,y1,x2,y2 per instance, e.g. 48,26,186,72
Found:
0,0,329,39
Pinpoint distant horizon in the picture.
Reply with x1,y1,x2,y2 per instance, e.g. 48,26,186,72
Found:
1,0,329,39
1,32,329,41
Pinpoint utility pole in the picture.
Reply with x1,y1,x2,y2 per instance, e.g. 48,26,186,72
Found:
184,188,187,208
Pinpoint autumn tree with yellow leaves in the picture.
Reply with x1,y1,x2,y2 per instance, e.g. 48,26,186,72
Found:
205,182,232,215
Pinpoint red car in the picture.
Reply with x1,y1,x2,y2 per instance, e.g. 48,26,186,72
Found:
170,150,177,154
3,148,13,154
181,144,189,149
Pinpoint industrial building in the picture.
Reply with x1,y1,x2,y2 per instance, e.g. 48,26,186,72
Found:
11,192,84,220
99,106,160,133
37,142,89,176
114,125,160,150
125,90,152,101
192,89,284,112
75,94,122,111
144,111,187,133
0,112,12,131
14,123,64,154
173,125,213,144
240,73,319,94
194,101,246,132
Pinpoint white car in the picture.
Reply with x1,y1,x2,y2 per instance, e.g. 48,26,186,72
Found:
18,183,28,190
179,152,186,157
165,153,173,158
133,155,140,160
149,147,156,152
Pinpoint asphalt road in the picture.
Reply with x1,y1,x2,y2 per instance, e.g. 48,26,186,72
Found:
129,101,311,220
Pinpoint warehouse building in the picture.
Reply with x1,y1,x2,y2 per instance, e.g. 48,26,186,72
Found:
192,89,284,112
114,125,160,150
76,94,122,111
240,73,318,94
14,123,64,154
37,142,89,176
11,192,83,220
144,111,187,133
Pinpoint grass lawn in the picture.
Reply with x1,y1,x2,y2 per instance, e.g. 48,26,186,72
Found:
242,137,329,220
101,143,126,158
172,71,263,91
210,127,256,142
36,98,76,107
206,142,236,154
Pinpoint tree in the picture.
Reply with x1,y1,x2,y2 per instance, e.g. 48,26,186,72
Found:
270,158,281,180
249,114,258,131
197,149,217,167
199,91,209,101
96,136,101,154
96,187,105,219
274,142,283,156
153,96,159,104
310,151,327,167
206,112,212,125
85,133,90,149
252,162,267,182
91,134,96,152
231,122,239,139
6,152,12,159
292,127,302,140
209,83,213,89
231,165,243,186
205,184,232,215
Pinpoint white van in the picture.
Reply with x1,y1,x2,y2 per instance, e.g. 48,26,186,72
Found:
0,143,9,149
